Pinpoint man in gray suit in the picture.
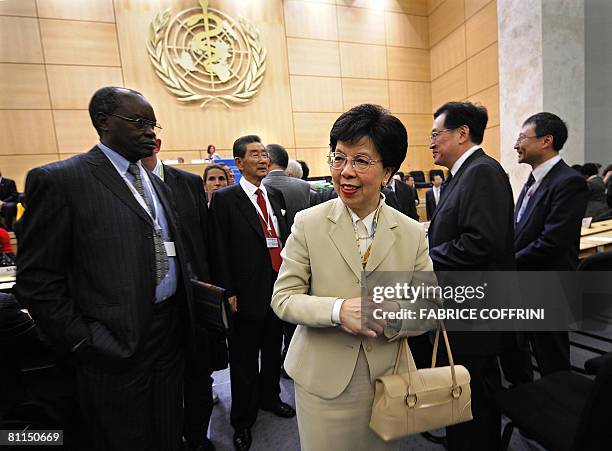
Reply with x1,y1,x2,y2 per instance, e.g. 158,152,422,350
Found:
16,87,194,451
262,144,313,230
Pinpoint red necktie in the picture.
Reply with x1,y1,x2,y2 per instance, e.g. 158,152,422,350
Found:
255,188,282,272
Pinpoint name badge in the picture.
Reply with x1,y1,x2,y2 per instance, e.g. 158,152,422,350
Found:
164,241,176,256
266,237,279,249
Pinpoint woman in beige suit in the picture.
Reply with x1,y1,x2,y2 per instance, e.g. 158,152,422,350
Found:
271,104,437,450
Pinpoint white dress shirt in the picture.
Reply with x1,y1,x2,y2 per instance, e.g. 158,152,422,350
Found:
450,145,481,177
239,176,280,235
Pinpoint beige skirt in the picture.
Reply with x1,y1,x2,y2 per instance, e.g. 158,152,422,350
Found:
294,347,400,451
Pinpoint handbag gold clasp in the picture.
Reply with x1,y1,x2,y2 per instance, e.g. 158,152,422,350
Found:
451,385,462,399
404,393,417,408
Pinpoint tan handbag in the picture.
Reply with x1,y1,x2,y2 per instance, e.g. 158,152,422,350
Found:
369,321,472,441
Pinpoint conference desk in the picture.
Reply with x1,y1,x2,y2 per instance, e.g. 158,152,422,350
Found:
579,220,612,259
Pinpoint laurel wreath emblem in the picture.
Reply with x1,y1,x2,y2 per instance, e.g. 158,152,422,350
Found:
146,8,266,109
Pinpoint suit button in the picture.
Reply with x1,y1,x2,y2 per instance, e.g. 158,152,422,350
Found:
366,344,373,352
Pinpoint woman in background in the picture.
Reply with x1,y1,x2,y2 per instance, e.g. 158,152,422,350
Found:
206,144,222,161
203,164,228,205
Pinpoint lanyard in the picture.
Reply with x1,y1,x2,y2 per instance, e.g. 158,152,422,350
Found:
120,169,162,232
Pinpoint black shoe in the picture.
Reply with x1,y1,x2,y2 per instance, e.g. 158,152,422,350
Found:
233,429,251,451
260,401,296,418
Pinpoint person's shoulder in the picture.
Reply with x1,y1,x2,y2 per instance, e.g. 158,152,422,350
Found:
383,203,422,230
294,198,336,224
165,164,202,183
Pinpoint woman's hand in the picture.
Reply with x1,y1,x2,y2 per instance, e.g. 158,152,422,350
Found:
339,297,386,337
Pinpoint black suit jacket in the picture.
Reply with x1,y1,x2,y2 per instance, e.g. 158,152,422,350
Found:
15,147,194,365
208,183,288,321
514,159,588,270
428,149,515,355
425,188,438,220
393,180,419,220
163,164,211,282
0,177,18,203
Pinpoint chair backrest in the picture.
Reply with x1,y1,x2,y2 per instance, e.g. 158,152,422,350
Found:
409,170,425,183
572,351,612,450
577,250,612,271
429,169,445,181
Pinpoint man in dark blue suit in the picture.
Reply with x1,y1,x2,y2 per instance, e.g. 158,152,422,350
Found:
425,174,442,220
426,102,515,451
506,112,588,381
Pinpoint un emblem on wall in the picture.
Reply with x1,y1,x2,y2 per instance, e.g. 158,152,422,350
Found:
147,0,266,109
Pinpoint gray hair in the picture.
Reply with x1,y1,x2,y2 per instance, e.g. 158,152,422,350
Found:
286,159,303,178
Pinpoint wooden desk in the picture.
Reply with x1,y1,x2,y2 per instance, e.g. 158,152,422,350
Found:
581,219,612,236
579,229,612,259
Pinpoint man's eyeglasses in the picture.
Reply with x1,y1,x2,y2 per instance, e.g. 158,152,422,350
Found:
328,152,382,171
429,128,455,142
108,113,162,130
515,134,541,144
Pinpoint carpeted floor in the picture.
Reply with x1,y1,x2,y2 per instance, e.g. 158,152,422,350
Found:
206,368,545,451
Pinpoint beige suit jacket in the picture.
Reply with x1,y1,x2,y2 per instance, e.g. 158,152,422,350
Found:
271,198,436,399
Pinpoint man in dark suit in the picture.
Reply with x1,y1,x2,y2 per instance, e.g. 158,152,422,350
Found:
263,143,312,230
142,140,217,451
405,175,420,205
389,176,419,220
0,171,18,230
427,102,515,451
425,174,443,220
209,135,295,451
15,87,194,451
504,112,588,382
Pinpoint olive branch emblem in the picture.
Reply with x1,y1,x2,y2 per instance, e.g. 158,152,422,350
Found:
146,8,266,109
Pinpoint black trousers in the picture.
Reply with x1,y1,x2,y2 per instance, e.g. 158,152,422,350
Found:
445,354,501,451
183,328,214,447
501,331,570,384
76,299,185,451
229,307,283,430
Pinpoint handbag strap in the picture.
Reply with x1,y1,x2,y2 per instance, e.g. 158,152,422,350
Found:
392,337,417,375
430,320,458,389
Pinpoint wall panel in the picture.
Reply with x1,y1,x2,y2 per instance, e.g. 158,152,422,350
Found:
396,114,433,147
465,0,491,18
0,63,50,109
467,43,498,95
385,12,429,48
53,110,98,154
429,0,465,46
293,112,338,148
39,19,120,66
295,147,329,177
0,0,36,16
0,17,44,63
337,6,385,45
430,24,465,79
468,84,499,126
290,76,343,112
284,0,338,41
46,65,123,109
481,125,500,160
387,47,430,81
287,38,341,77
389,81,431,114
465,0,497,57
341,79,389,109
339,43,387,79
0,110,57,155
431,62,467,109
36,0,115,22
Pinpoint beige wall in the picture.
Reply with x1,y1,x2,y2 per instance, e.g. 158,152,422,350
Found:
0,0,500,190
428,0,500,160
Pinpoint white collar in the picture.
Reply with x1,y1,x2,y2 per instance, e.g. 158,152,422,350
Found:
531,155,561,183
240,176,267,198
346,194,384,235
450,145,480,176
